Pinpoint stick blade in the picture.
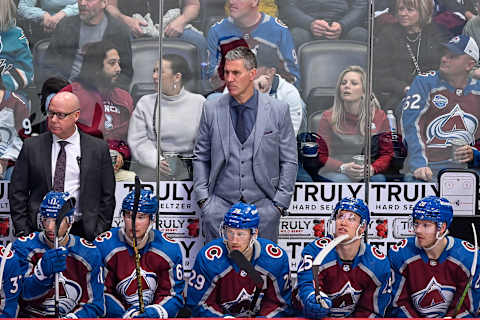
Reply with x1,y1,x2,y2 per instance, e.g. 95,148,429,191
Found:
55,197,76,231
313,234,348,266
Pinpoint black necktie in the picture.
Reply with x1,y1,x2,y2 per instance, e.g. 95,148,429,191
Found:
53,141,69,192
235,106,248,144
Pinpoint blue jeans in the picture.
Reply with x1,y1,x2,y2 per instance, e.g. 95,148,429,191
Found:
175,29,208,64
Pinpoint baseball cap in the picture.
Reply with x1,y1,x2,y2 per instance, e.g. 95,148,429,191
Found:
442,35,479,63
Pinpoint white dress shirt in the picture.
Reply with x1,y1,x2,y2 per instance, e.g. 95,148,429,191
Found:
51,127,81,219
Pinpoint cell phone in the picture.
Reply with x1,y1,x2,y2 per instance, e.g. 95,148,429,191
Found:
438,169,479,216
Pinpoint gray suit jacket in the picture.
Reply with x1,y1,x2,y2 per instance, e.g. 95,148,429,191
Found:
193,92,298,208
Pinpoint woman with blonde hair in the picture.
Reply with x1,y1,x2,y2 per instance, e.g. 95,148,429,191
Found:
316,66,393,182
0,0,34,92
374,0,450,110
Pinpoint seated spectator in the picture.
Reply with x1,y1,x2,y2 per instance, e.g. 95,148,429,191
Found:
225,0,279,17
105,0,207,62
434,0,476,35
61,40,135,182
30,77,70,135
43,0,132,89
17,0,78,46
0,78,29,180
278,0,368,48
402,35,480,181
316,66,393,182
128,54,205,181
206,0,300,87
374,0,451,111
0,0,34,92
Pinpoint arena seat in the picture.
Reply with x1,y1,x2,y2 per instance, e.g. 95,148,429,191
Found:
199,0,227,33
131,38,200,93
131,82,156,105
298,40,367,118
32,38,51,88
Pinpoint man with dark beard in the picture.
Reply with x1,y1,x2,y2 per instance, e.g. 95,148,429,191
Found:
61,40,134,181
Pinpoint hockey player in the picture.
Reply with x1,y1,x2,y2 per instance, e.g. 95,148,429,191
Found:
186,202,292,317
401,35,480,181
12,191,104,317
389,196,480,317
94,188,185,318
0,243,25,317
295,197,391,318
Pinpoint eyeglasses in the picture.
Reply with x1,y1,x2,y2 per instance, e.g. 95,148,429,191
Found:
47,109,79,120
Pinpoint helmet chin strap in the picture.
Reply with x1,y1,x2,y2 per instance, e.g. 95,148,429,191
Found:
341,222,365,245
43,217,73,246
423,229,449,251
122,221,153,249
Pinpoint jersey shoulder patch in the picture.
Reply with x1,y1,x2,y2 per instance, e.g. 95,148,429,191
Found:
95,231,113,243
370,245,386,260
80,238,96,248
265,243,283,258
0,245,14,259
274,17,288,28
161,232,177,244
204,244,224,261
461,240,476,253
314,237,332,249
17,233,36,242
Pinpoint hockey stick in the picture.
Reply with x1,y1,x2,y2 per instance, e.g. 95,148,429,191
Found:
0,242,12,286
54,197,76,318
131,176,145,313
229,250,263,316
453,223,478,318
312,234,348,308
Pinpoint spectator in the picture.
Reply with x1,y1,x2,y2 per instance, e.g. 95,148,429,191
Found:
434,0,476,35
278,0,368,47
0,78,29,180
0,0,34,92
30,77,70,135
206,0,300,87
42,0,132,89
316,66,393,182
128,55,205,181
402,35,480,181
374,0,451,110
225,0,279,17
9,91,115,241
61,40,135,182
17,0,78,45
105,0,207,63
193,47,297,243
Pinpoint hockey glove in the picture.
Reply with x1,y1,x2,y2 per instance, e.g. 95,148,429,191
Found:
304,292,331,319
133,305,168,318
123,306,140,318
38,247,67,278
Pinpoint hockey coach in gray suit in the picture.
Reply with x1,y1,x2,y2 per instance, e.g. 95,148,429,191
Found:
193,46,297,243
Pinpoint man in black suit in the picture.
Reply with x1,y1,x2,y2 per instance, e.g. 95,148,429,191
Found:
9,91,116,241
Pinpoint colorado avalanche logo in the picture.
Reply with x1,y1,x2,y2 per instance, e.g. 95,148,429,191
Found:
33,273,83,316
205,245,223,261
425,105,477,147
80,238,96,248
432,94,448,109
117,268,157,307
266,244,283,258
315,237,332,249
411,277,455,317
221,288,257,317
328,281,362,317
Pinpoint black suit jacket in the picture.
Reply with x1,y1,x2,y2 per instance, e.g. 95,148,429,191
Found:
9,131,116,241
